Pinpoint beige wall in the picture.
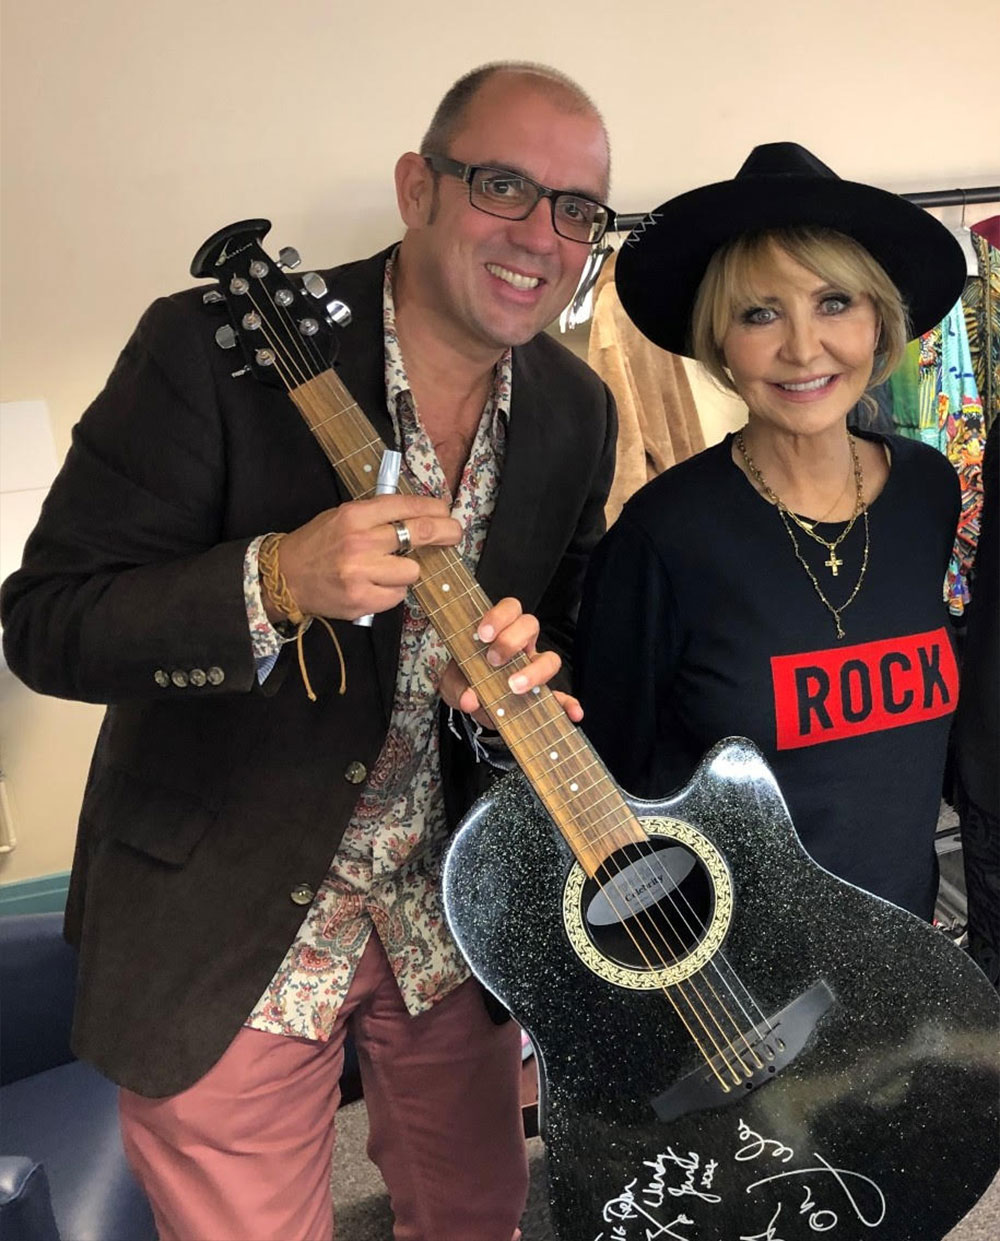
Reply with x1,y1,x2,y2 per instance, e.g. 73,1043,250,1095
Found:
1,0,998,883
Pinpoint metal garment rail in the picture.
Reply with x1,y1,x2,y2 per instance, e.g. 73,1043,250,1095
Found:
612,185,1000,232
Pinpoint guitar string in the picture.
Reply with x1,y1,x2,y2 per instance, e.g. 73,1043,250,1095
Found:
249,278,776,1079
248,276,775,1082
240,269,773,1082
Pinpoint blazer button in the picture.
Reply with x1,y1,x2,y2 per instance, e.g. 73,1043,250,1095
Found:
290,884,315,906
206,666,225,685
171,670,189,688
154,670,170,687
344,761,367,785
189,668,207,687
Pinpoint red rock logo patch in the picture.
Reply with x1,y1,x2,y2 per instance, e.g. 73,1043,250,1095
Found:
771,627,958,750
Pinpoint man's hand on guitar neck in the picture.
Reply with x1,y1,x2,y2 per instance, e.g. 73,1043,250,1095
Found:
265,495,462,623
438,597,584,730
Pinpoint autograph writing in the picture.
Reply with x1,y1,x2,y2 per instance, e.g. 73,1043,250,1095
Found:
745,1151,887,1230
593,1118,887,1239
594,1180,695,1241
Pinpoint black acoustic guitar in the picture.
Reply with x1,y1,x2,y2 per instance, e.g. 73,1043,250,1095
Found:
445,744,999,1241
195,221,1000,1241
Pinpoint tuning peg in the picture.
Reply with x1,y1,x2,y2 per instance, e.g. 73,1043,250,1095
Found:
215,325,238,350
325,299,352,327
302,272,328,300
202,289,224,305
277,247,301,270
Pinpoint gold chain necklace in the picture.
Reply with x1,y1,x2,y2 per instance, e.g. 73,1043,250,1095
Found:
735,429,870,639
736,430,864,576
792,453,853,529
781,437,864,574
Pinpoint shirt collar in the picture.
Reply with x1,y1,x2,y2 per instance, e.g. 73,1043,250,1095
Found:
381,249,512,440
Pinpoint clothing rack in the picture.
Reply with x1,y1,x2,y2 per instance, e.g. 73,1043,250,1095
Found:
612,185,1000,232
561,184,1000,330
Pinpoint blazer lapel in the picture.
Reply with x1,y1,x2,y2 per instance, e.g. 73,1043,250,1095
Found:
477,343,553,608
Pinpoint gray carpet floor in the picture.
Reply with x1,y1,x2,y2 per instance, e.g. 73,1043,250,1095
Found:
330,1099,1000,1240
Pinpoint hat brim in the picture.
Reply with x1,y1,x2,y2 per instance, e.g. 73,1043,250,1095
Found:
615,176,967,356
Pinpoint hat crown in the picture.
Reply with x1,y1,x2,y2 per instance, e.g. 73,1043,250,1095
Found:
736,142,839,182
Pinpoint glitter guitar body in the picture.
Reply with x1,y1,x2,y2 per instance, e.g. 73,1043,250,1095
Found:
443,739,1000,1241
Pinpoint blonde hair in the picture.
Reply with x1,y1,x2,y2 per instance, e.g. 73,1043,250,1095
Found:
690,227,909,399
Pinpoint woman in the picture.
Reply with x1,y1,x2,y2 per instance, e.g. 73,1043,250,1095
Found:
575,142,966,920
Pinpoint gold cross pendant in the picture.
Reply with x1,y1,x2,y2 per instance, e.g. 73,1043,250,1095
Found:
825,550,843,576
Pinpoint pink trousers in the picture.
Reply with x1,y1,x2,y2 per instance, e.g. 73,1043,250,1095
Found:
119,936,528,1241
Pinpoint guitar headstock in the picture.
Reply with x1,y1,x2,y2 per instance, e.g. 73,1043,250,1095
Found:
191,219,351,387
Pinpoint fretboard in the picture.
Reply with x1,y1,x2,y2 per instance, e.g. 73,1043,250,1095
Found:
291,371,644,876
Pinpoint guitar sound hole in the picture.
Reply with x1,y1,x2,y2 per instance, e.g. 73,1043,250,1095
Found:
582,839,714,970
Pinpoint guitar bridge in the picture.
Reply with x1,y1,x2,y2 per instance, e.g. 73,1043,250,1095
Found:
652,978,836,1122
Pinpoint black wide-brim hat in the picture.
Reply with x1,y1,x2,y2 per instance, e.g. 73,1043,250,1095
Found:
615,142,967,356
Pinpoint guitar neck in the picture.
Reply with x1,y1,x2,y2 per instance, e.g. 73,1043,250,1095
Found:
290,371,643,875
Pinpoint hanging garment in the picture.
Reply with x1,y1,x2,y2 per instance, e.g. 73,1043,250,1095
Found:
587,252,704,525
939,301,985,614
889,339,922,440
966,221,1000,429
894,299,984,614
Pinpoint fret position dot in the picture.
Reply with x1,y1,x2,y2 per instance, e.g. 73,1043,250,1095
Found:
442,583,451,592
549,750,558,761
570,782,579,792
496,708,505,718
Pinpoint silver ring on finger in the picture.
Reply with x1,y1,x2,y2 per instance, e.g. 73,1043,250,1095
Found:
391,520,412,556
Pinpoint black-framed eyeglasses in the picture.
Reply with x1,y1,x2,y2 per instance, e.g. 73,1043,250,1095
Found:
423,154,614,244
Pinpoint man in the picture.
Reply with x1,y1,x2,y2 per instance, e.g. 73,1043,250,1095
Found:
1,62,616,1240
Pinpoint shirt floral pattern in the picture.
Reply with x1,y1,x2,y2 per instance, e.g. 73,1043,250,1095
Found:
247,253,511,1039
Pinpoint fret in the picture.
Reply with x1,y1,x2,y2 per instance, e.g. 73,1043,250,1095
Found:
417,568,490,606
324,438,388,474
567,816,642,859
313,419,380,459
534,756,608,794
532,797,642,869
506,711,596,750
416,579,482,623
542,788,627,840
518,778,624,835
482,689,546,726
415,554,478,588
516,729,593,768
525,753,616,799
454,655,531,697
578,807,649,848
303,405,359,432
415,602,489,650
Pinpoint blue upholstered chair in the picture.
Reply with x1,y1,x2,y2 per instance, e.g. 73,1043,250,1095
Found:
0,910,365,1241
0,911,158,1241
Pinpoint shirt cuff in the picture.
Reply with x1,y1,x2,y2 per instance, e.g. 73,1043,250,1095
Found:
245,535,300,680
